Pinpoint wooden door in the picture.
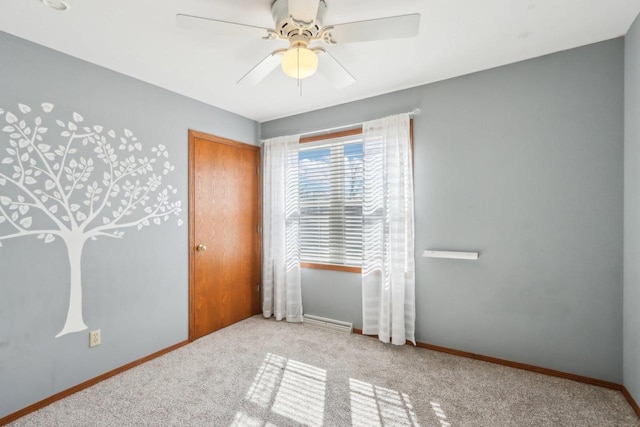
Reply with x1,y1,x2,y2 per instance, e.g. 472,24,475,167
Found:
189,130,261,341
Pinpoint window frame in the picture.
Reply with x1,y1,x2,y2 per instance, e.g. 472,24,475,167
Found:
298,121,413,274
299,128,364,273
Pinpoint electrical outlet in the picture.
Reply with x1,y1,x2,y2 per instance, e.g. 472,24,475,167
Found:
89,329,101,348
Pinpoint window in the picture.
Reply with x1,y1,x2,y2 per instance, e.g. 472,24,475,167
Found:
298,131,363,270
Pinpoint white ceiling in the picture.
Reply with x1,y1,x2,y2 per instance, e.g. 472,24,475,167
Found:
1,0,639,122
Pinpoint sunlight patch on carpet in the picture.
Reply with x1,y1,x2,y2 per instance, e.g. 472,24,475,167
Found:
349,378,421,426
245,353,287,409
230,411,278,427
272,358,326,426
430,401,451,427
243,353,326,427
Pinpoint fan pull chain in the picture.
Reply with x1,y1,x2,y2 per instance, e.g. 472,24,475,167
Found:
297,47,301,87
298,47,303,96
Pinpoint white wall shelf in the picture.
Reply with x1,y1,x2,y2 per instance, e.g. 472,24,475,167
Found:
422,250,479,260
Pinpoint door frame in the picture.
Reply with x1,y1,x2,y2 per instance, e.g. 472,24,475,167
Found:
188,129,261,342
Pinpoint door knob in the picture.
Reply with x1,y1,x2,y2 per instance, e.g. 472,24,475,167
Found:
197,244,207,252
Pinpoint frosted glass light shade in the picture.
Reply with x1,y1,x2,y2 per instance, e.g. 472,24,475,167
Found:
281,47,318,79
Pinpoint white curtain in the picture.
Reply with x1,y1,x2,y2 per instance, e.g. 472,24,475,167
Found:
262,134,303,322
362,114,416,345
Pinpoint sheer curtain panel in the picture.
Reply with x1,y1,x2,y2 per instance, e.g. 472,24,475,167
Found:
262,135,303,322
362,114,416,345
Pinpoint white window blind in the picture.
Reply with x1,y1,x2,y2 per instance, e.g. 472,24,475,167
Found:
298,135,363,267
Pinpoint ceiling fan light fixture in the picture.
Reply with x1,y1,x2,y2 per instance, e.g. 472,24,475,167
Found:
281,47,318,80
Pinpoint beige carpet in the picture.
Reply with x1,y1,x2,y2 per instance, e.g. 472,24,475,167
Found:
9,316,640,426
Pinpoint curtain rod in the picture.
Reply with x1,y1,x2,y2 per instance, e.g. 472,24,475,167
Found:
296,108,421,138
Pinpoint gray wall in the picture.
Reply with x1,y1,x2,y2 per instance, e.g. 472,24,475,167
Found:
0,31,259,418
0,27,630,419
624,14,640,405
263,39,625,382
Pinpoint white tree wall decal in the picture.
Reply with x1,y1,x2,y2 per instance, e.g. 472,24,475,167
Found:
0,102,182,338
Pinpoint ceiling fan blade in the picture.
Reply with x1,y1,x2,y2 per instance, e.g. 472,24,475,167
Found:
288,0,320,24
316,50,355,89
237,51,285,86
327,14,420,44
176,14,271,38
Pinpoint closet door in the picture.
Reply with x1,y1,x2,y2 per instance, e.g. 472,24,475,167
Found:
189,130,261,340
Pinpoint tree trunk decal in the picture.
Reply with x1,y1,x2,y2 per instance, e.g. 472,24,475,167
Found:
0,103,182,337
57,235,88,337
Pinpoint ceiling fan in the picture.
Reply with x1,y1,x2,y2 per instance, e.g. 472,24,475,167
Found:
177,0,420,88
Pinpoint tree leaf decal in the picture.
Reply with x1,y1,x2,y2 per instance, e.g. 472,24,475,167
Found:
0,102,183,338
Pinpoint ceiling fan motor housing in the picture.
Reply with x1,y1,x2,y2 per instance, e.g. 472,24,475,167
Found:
271,0,327,40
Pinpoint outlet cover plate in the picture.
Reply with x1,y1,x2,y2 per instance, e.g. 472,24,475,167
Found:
89,329,101,348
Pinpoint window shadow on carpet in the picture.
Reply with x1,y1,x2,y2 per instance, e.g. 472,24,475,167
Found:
233,353,423,427
349,378,421,427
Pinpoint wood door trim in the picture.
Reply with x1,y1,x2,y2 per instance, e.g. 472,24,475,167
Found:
189,130,196,342
188,129,261,342
190,130,260,152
